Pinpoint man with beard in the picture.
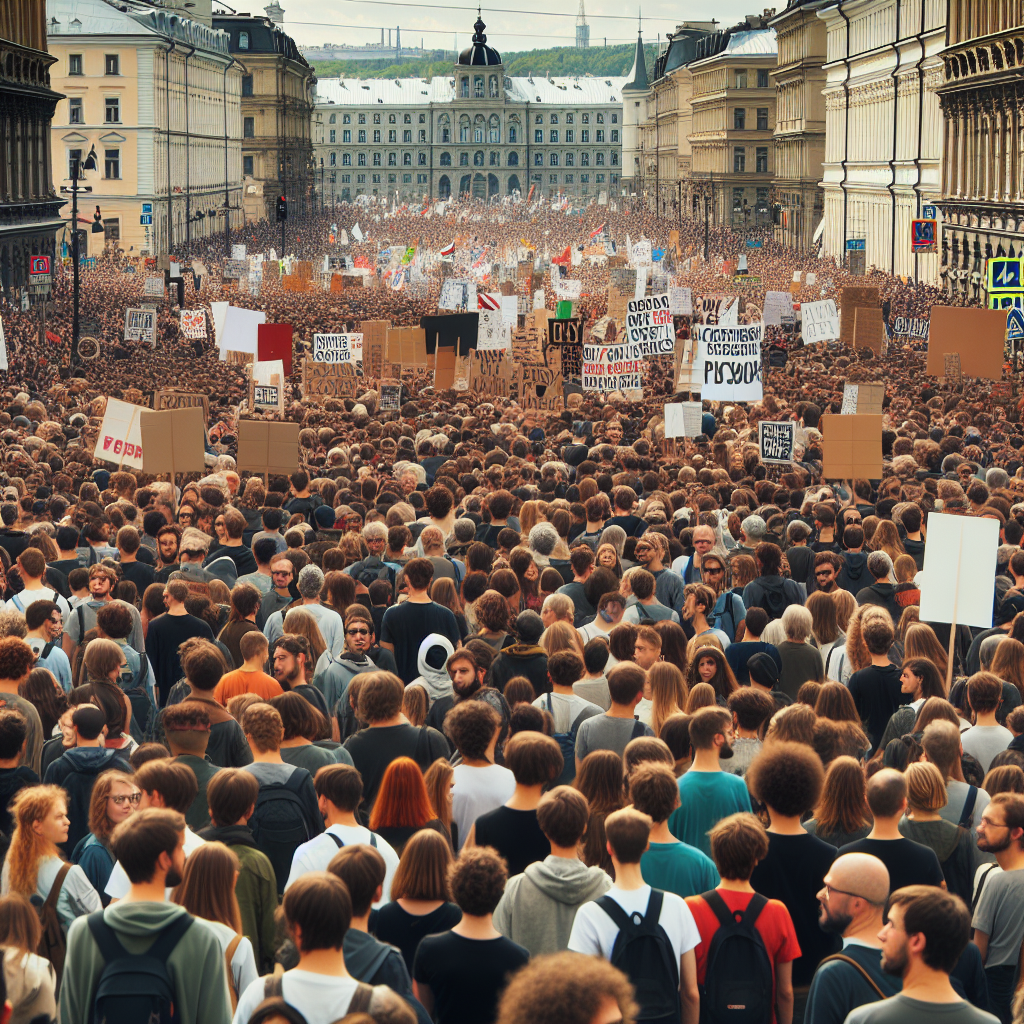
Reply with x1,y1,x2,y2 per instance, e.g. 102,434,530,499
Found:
668,706,752,859
804,854,898,1024
971,793,1024,1023
426,648,510,748
811,552,843,596
153,524,182,583
633,532,684,618
844,886,997,1024
60,808,232,1024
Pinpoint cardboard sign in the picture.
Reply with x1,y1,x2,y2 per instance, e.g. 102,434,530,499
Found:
694,323,764,402
231,244,246,261
139,406,205,475
476,310,510,352
124,308,156,344
841,383,885,416
663,402,704,438
379,383,402,411
853,307,886,353
258,324,294,375
236,420,300,477
944,352,963,384
360,320,389,378
926,305,1006,380
521,364,564,411
153,390,209,421
919,513,998,629
469,350,512,398
892,316,929,340
302,360,361,398
802,299,840,343
763,291,794,326
179,310,206,340
223,260,248,280
625,295,676,357
96,398,145,469
312,333,363,365
759,421,796,464
839,286,880,348
820,414,882,479
434,346,457,390
386,327,427,367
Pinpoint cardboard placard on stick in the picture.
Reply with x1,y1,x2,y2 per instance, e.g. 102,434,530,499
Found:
386,327,427,368
302,360,361,399
926,305,1005,380
360,320,390,378
434,346,457,390
153,391,210,421
839,286,881,348
139,407,205,476
820,413,883,480
469,350,512,397
841,382,885,415
853,307,886,353
236,420,300,477
944,352,963,384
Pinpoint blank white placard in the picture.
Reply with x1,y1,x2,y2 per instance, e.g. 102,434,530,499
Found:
918,513,999,629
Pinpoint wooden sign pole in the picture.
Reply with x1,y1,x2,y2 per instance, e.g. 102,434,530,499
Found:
946,537,963,694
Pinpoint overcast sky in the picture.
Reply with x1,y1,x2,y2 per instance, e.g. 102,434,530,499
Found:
269,0,769,54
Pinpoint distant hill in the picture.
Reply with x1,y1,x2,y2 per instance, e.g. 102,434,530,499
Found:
308,42,655,81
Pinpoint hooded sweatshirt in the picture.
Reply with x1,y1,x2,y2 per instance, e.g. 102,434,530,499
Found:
856,582,903,624
486,643,549,695
43,746,133,853
409,633,456,706
741,575,804,622
837,552,869,594
493,855,612,956
315,648,377,715
59,901,232,1024
4,948,56,1024
343,929,431,1024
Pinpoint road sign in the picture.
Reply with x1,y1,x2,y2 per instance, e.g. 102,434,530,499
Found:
140,215,153,225
989,292,1024,310
142,202,153,214
846,239,866,251
922,205,938,220
28,255,51,285
988,258,1024,291
911,219,937,254
746,239,763,249
1007,308,1024,341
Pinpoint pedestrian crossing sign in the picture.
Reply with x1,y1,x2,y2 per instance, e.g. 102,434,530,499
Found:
1008,307,1024,341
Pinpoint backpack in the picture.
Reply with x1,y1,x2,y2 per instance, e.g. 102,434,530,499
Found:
351,556,393,589
710,593,741,643
698,890,774,1024
326,831,378,850
85,910,194,1024
33,862,71,988
251,965,374,1024
248,771,318,894
544,693,590,785
123,659,157,743
597,890,680,1022
759,584,788,622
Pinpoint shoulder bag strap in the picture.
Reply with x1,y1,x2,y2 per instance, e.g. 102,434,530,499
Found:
327,832,345,848
44,863,72,913
595,894,632,931
700,889,735,930
643,888,664,924
741,892,768,928
819,954,886,1000
77,604,85,642
973,862,999,912
343,982,376,1017
958,786,979,830
224,933,242,990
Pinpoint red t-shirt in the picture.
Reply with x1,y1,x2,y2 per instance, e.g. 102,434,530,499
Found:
685,887,801,1024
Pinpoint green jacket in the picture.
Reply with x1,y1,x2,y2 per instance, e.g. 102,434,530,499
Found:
173,753,220,831
59,901,232,1024
198,823,279,972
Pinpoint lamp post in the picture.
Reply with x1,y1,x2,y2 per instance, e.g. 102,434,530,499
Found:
60,145,97,368
320,158,325,211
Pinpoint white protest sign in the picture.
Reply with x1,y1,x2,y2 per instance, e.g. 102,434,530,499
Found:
211,302,229,354
556,278,583,300
806,272,817,287
220,306,265,357
633,267,647,300
124,308,156,344
312,333,364,363
694,323,764,401
581,345,644,392
802,299,840,343
252,384,280,409
96,398,145,469
231,244,247,261
533,289,545,310
143,276,165,298
663,402,704,438
763,291,794,326
352,223,363,242
919,513,998,629
500,294,518,327
0,317,7,371
758,421,796,464
179,310,207,340
252,358,285,386
841,384,859,415
669,286,692,316
631,239,652,266
439,279,475,310
625,294,676,358
718,298,739,326
477,310,510,351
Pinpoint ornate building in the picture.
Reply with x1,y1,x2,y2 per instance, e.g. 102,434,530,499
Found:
937,2,1024,300
212,13,315,224
769,0,827,249
313,17,624,203
0,1,62,292
818,0,945,282
620,30,651,197
48,0,243,258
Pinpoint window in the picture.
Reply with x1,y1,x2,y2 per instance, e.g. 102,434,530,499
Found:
242,75,253,97
358,114,366,124
611,129,618,143
581,152,589,166
357,174,365,183
460,77,469,98
596,173,605,182
566,113,574,124
420,114,426,123
508,126,517,143
104,54,119,75
535,115,543,124
757,69,770,88
342,174,350,182
508,152,518,166
550,114,558,124
373,113,381,124
582,113,590,124
358,153,366,166
474,76,484,98
344,114,351,124
611,113,618,123
343,130,351,143
489,116,499,143
581,173,589,182
342,153,351,165
373,130,381,143
566,130,574,143
440,152,451,166
239,31,249,49
734,108,745,130
550,174,558,183
757,108,769,131
733,188,744,210
329,129,336,143
565,152,574,166
550,153,559,166
69,98,83,124
243,155,254,176
104,96,120,123
460,152,469,166
373,174,381,183
419,129,426,142
389,130,397,143
441,128,451,143
550,130,558,143
565,174,573,183
418,153,426,165
104,148,120,178
734,146,745,172
596,113,604,124
403,173,412,183
489,75,498,98
596,130,604,143
404,114,411,124
242,116,255,138
474,127,483,143
756,146,768,172
403,130,411,143
373,153,381,166
474,151,484,166
329,114,336,124
534,152,543,166
69,54,83,75
735,70,747,88
403,153,411,166
535,129,543,143
595,152,604,166
611,151,618,166
389,114,396,124
328,151,337,166
460,121,469,143
358,130,366,143
581,129,590,143
388,153,396,166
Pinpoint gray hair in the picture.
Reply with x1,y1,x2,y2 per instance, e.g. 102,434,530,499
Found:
741,515,766,541
541,592,574,621
452,518,477,544
866,551,894,581
362,521,388,542
528,522,559,557
987,468,1010,490
781,603,813,643
787,520,811,542
296,564,325,600
980,633,1005,670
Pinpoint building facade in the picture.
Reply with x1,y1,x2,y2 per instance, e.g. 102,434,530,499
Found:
212,14,315,223
47,0,242,258
770,0,827,249
937,1,1024,300
688,21,778,229
620,31,651,196
818,0,945,282
312,18,624,203
0,1,63,292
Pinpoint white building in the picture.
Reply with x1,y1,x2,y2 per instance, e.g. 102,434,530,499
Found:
312,16,625,203
818,0,946,281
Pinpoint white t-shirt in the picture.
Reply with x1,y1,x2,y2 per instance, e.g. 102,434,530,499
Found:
532,691,603,733
7,587,71,619
568,883,701,966
634,697,653,726
451,763,516,851
106,826,205,901
198,917,259,998
233,970,362,1024
284,824,398,906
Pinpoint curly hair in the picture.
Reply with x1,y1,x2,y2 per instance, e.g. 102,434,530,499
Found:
0,637,34,683
7,785,67,896
449,845,507,916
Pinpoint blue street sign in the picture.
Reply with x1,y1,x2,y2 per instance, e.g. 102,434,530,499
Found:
141,203,153,214
140,215,153,225
988,258,1024,291
846,239,866,250
746,239,764,248
1007,307,1024,340
922,205,937,220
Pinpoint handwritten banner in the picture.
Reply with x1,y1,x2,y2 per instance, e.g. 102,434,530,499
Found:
759,421,796,464
625,294,676,357
312,333,364,364
694,323,764,402
179,310,207,340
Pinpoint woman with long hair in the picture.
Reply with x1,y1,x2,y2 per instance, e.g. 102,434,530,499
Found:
648,662,688,736
595,543,622,578
814,681,861,724
402,685,428,727
684,682,718,714
422,759,456,848
518,501,544,538
172,841,259,1003
653,620,689,674
599,525,628,562
826,605,888,684
903,623,949,681
730,554,758,599
370,757,447,855
832,589,856,634
574,749,626,875
540,621,585,658
684,646,737,704
74,771,139,905
0,893,56,1024
868,520,905,563
218,584,263,669
281,608,326,675
269,691,335,775
508,548,542,612
19,668,67,739
991,637,1024,703
806,591,844,670
0,786,100,937
430,578,468,638
372,828,462,974
877,657,948,750
803,755,872,847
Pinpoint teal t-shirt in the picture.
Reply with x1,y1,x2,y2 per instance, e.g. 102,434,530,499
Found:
668,770,753,858
641,840,720,899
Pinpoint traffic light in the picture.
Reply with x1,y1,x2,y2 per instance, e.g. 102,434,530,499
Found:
276,196,287,222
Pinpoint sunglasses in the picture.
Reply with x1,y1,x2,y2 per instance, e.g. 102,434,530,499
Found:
815,569,833,577
346,627,371,636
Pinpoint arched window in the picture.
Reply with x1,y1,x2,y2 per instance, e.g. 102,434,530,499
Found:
460,152,469,166
389,113,396,124
474,126,484,143
565,152,574,166
403,153,411,165
460,77,469,98
508,151,519,166
488,114,500,143
611,152,619,166
550,113,558,124
508,126,517,143
329,114,336,124
474,151,484,166
387,153,396,166
441,128,451,143
596,152,604,165
580,152,589,166
489,151,499,166
342,153,351,166
489,75,498,98
404,113,411,123
440,152,452,166
534,153,543,166
550,153,559,166
459,116,470,143
329,152,336,166
474,75,484,98
418,153,427,165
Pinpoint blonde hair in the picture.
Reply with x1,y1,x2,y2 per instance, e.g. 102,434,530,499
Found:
541,620,584,658
648,662,688,736
905,761,948,813
7,786,66,896
172,841,243,934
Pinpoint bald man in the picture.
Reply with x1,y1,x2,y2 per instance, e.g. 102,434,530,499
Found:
804,854,899,1024
672,523,716,584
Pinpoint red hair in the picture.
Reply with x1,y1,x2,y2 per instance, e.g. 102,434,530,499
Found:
369,757,435,830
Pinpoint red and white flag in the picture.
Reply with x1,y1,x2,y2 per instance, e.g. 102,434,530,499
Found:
589,222,606,240
439,241,455,257
478,292,501,310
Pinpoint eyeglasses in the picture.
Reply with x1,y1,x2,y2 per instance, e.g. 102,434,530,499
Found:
110,793,141,806
346,628,371,636
822,883,871,902
815,570,833,578
271,570,292,577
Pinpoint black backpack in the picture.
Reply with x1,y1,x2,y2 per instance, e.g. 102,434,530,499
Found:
760,584,788,622
85,910,194,1024
351,556,393,589
698,890,774,1024
248,772,317,894
596,890,680,1023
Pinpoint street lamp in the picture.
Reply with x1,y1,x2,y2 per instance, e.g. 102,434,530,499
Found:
320,158,325,211
60,144,97,368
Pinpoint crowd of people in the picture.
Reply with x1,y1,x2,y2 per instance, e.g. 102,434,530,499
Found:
0,193,1016,1024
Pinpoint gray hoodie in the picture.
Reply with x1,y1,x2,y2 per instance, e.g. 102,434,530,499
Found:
493,855,611,956
408,633,455,706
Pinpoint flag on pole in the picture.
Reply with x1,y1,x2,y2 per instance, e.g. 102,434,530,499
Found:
440,241,455,257
552,245,571,266
589,222,606,240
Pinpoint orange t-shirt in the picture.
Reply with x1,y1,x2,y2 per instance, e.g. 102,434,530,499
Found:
213,669,283,705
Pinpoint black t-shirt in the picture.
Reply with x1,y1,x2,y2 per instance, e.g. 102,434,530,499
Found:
373,900,463,974
839,836,945,892
207,544,258,577
146,613,215,705
380,601,461,684
50,557,84,579
848,664,907,754
749,832,841,986
0,765,38,835
413,931,529,1024
119,560,155,592
472,805,550,877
